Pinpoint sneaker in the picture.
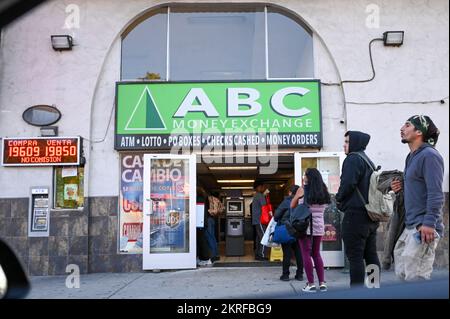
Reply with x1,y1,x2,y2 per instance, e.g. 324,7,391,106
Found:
198,259,212,267
294,274,304,281
302,283,316,293
319,282,327,292
211,256,220,262
279,274,290,281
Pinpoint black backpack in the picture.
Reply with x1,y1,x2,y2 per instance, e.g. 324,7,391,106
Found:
287,194,313,238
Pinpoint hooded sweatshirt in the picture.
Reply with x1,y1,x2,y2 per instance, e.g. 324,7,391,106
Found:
336,131,376,213
274,195,293,225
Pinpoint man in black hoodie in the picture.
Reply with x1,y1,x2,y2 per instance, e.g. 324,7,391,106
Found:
336,131,381,287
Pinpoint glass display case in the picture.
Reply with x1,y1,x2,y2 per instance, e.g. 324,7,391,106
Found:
294,152,346,267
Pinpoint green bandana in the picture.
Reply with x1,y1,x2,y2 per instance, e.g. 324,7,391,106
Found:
406,115,439,146
407,115,429,134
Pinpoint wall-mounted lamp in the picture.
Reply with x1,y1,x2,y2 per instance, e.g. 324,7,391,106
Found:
40,126,58,137
51,35,73,51
340,31,405,85
383,31,404,46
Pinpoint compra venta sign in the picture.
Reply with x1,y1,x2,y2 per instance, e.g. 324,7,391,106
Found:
115,81,322,150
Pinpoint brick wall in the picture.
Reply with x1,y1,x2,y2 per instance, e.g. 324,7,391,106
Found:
0,198,88,276
87,197,142,273
1,193,448,276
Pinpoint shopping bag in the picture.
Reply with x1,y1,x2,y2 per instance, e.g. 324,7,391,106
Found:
260,217,279,247
260,195,273,225
273,224,296,244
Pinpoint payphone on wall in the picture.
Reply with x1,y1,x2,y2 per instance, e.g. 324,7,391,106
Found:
28,187,50,237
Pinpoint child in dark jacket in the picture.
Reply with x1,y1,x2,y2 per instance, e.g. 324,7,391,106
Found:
274,185,304,281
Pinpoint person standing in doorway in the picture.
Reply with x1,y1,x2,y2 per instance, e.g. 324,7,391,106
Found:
196,187,212,267
291,169,330,292
336,131,381,288
250,202,256,252
391,115,444,281
252,180,269,261
206,192,224,263
274,184,304,281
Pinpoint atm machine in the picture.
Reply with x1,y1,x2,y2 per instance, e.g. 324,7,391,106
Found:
28,187,50,237
225,198,245,256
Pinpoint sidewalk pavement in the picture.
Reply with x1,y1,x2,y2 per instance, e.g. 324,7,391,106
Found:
25,267,449,299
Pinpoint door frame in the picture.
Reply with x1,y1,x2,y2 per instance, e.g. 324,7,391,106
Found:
294,151,346,267
142,153,197,270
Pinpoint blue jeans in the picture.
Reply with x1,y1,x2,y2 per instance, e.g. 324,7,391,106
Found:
205,216,218,257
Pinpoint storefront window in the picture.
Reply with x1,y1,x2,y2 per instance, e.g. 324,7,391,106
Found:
121,5,314,81
119,153,144,253
170,6,265,80
54,166,84,209
267,8,313,78
121,8,167,80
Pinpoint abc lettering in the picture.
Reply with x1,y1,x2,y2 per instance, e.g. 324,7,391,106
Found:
174,87,311,118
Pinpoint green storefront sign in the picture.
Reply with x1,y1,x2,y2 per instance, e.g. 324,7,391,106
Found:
115,81,322,150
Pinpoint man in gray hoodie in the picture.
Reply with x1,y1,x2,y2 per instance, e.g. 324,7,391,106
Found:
391,115,444,281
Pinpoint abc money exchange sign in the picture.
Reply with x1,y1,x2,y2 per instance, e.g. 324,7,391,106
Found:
115,81,322,150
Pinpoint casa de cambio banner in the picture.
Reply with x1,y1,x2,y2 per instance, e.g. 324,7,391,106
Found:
115,81,322,150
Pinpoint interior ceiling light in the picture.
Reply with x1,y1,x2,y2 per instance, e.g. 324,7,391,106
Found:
217,180,255,183
209,166,257,170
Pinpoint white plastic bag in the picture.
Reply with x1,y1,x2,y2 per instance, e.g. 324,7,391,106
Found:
260,217,279,247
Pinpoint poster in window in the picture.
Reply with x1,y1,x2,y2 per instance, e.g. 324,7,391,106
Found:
119,153,144,253
328,175,340,194
196,203,205,228
323,224,337,242
64,184,78,201
149,159,189,254
319,170,330,189
62,167,78,178
322,201,343,251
